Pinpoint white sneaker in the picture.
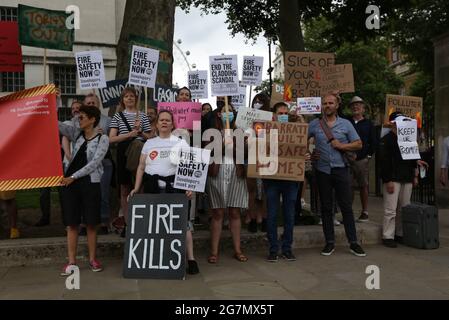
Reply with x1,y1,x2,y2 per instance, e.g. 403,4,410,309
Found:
301,198,310,210
318,218,323,225
334,219,341,226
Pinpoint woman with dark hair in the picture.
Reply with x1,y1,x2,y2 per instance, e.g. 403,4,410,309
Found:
109,87,152,237
177,86,192,102
251,92,271,112
58,104,109,275
202,103,212,117
206,98,249,264
129,110,200,275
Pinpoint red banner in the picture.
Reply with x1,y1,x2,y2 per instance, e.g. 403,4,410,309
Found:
0,84,63,191
0,21,24,73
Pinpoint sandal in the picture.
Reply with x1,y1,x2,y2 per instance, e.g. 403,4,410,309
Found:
207,254,218,264
234,252,248,262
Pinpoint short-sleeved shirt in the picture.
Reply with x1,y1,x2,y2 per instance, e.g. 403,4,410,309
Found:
110,110,151,141
308,117,360,174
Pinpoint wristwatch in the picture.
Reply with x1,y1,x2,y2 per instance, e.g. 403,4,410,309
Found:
70,175,76,180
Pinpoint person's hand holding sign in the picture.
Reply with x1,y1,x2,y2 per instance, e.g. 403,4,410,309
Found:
61,176,75,187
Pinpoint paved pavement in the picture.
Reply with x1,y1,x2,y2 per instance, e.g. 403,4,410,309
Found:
0,195,448,300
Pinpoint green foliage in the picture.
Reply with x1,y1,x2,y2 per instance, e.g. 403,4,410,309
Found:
254,77,283,95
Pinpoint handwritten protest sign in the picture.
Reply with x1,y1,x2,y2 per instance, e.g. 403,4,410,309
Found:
284,52,335,99
174,147,211,193
123,194,188,279
271,83,284,105
188,70,208,99
75,50,106,90
0,22,23,72
296,97,321,114
236,108,273,130
384,94,423,128
18,4,74,51
320,64,354,93
128,45,159,88
158,102,201,130
241,56,264,86
209,55,239,96
396,118,420,160
231,83,247,110
0,84,63,191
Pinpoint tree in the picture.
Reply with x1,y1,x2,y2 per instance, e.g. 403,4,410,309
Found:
116,0,176,86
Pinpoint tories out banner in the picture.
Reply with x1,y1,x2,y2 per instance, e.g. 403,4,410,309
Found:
158,102,202,130
0,22,23,72
123,194,188,279
0,84,63,191
209,55,239,96
18,4,74,51
128,45,159,88
187,70,208,99
241,56,264,86
75,50,106,90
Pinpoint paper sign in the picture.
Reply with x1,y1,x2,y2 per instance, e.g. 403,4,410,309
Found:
129,34,170,76
320,64,354,93
236,108,273,130
384,94,423,128
128,45,159,88
174,147,211,193
188,70,208,99
271,83,284,106
396,119,420,160
158,102,202,130
296,97,322,114
241,56,264,86
231,83,247,110
75,50,106,90
284,52,335,99
209,55,239,96
0,22,23,72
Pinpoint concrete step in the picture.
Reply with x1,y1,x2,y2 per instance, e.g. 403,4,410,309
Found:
0,222,381,267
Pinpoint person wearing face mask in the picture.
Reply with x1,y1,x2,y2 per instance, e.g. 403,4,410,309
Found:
206,99,249,264
245,93,271,232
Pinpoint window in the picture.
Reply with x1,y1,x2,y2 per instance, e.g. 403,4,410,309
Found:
53,65,77,95
1,72,25,92
0,6,17,21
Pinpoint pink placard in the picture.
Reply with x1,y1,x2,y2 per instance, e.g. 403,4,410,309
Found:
157,102,202,130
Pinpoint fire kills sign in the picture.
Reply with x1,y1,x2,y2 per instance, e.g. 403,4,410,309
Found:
123,194,188,279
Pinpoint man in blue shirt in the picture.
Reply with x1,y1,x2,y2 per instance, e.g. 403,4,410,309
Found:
308,93,366,257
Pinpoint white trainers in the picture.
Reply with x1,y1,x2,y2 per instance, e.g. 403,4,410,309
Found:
301,198,310,210
334,219,341,226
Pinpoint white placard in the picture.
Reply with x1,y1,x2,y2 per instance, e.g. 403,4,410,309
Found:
296,97,321,114
75,50,106,90
174,147,211,193
396,119,421,160
187,70,208,99
231,83,247,111
209,55,239,96
236,108,273,130
241,56,264,86
128,45,159,88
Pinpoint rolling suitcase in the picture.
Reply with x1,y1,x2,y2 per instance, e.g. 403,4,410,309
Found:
402,203,439,249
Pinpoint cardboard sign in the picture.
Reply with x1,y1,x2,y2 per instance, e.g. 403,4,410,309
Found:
129,34,170,76
188,70,208,99
396,119,420,160
128,45,159,88
241,56,264,86
296,97,322,114
209,55,239,96
174,147,211,193
384,94,423,128
18,4,74,51
236,108,273,130
0,22,23,72
231,83,247,110
271,83,284,105
320,64,354,93
0,84,63,191
123,194,188,279
158,102,202,130
75,50,106,90
284,52,335,99
247,121,308,181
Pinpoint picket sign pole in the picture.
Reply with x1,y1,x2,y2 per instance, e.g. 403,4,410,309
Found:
224,95,230,130
43,49,47,84
144,87,148,114
248,85,253,108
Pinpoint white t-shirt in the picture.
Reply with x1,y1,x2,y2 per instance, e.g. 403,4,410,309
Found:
141,135,189,188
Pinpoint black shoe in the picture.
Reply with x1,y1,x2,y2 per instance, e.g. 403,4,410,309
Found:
78,226,87,236
34,218,50,227
247,219,257,233
350,243,367,256
266,252,278,262
321,243,335,256
187,260,200,275
120,226,126,238
394,235,403,244
282,251,296,261
260,219,267,232
97,226,109,235
383,239,397,248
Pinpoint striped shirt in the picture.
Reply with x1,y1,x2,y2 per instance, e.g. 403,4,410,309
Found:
110,110,151,140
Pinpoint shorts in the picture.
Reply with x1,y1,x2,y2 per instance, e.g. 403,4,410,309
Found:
60,178,101,226
0,191,16,200
351,158,369,188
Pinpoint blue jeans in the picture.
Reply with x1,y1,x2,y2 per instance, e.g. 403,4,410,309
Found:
100,158,113,224
264,179,299,254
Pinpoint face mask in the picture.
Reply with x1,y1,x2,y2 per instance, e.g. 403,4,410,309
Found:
253,102,263,110
217,101,225,109
278,114,289,123
221,112,234,124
